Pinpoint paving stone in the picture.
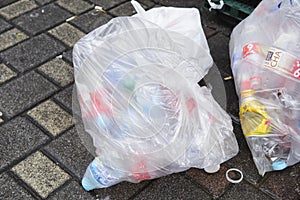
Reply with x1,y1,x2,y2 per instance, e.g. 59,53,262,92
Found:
225,79,240,123
88,0,127,10
48,181,95,200
48,23,85,47
28,100,74,136
0,172,34,199
219,181,273,200
45,127,94,178
62,49,73,63
109,1,147,16
35,0,53,5
57,0,93,14
70,10,112,33
0,117,49,170
260,163,300,200
203,25,218,39
153,0,200,7
0,28,28,51
0,71,57,118
0,18,12,33
138,0,155,7
186,165,230,198
38,58,74,87
12,151,70,199
0,0,38,19
0,63,17,84
0,34,66,73
225,122,262,184
54,85,73,110
12,3,72,35
207,33,232,77
134,174,211,200
94,180,151,199
0,0,18,8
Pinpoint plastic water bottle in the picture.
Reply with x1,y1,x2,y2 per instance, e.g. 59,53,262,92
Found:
82,158,124,191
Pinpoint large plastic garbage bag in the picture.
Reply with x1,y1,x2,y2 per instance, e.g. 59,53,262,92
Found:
230,0,300,175
73,1,238,190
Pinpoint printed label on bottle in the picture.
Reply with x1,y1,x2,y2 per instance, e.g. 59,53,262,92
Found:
292,60,300,80
264,48,282,69
90,159,117,187
243,43,260,58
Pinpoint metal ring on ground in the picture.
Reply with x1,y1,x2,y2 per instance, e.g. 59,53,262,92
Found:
226,168,243,184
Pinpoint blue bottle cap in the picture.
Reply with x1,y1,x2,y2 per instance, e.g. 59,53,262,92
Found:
82,176,95,191
272,161,287,171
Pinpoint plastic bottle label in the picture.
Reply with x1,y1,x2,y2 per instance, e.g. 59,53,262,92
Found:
242,43,260,58
264,47,282,69
292,60,300,80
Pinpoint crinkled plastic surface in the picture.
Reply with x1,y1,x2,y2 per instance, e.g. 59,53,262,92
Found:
230,0,300,175
73,2,238,190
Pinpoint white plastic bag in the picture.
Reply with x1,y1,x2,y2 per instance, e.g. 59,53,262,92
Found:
73,1,238,190
230,0,300,175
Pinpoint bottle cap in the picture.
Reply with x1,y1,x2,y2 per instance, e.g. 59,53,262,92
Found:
272,161,287,171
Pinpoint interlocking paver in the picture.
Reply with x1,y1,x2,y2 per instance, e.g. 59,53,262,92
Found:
207,33,232,76
260,163,300,200
62,49,73,63
12,3,72,35
225,80,240,122
94,181,151,199
186,165,230,198
88,0,127,10
45,128,94,178
0,117,49,170
0,0,38,20
70,10,112,33
153,0,200,7
38,58,74,87
0,63,17,84
0,172,35,199
54,85,73,110
0,28,28,51
57,0,93,15
28,100,74,136
109,1,147,16
0,0,18,8
48,23,85,47
219,181,273,200
0,34,66,73
35,0,53,5
133,174,211,199
48,181,95,200
0,18,12,33
0,71,57,118
12,151,70,199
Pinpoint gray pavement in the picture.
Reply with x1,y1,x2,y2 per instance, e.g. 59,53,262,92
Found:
0,0,299,199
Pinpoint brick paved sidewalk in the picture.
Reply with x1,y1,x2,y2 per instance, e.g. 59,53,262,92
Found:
0,0,299,199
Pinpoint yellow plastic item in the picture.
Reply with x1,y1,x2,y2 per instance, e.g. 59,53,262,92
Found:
239,90,271,137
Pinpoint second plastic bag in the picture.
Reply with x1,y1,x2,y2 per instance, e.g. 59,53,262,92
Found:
73,1,239,190
230,0,300,175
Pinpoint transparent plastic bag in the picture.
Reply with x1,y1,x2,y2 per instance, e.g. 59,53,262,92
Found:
73,1,238,190
230,0,300,175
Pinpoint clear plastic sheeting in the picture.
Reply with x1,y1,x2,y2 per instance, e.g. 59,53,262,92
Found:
73,1,238,190
230,0,300,175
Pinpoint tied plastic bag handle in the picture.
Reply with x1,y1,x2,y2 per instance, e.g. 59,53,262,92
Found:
131,0,146,16
207,0,224,11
